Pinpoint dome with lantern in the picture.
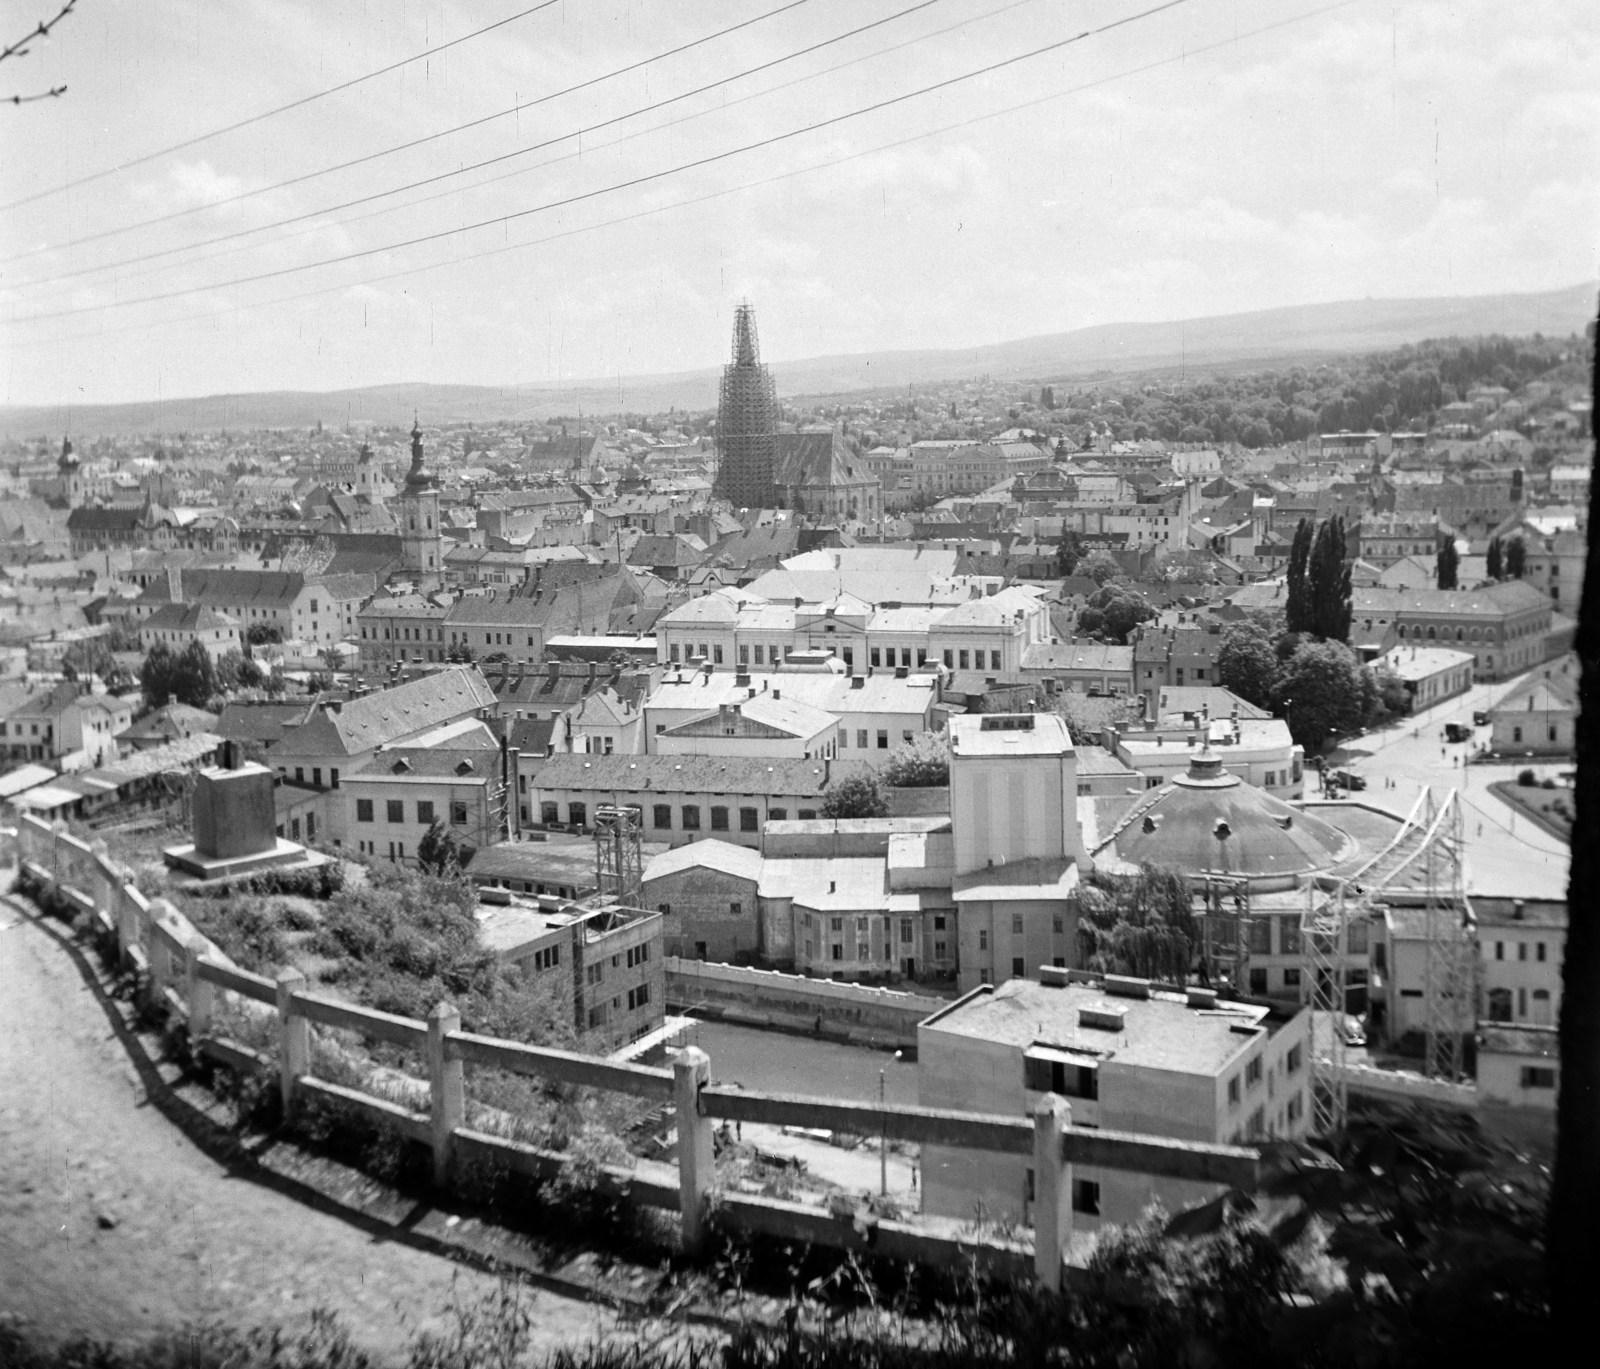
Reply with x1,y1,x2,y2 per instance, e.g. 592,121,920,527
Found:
1091,745,1356,891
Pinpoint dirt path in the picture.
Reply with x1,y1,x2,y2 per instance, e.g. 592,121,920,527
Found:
0,898,614,1361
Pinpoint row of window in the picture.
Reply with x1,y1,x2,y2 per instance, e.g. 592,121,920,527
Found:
667,641,1005,672
1490,939,1551,962
541,801,816,830
356,797,470,825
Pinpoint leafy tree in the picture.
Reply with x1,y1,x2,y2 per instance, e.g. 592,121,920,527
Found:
1506,534,1527,578
1371,664,1413,719
1077,585,1153,644
1076,866,1196,982
306,670,334,694
1309,515,1353,641
1215,623,1280,709
1081,550,1123,586
246,622,283,645
820,774,888,819
1276,639,1368,751
139,640,218,708
1436,534,1460,589
416,820,465,877
1055,531,1084,578
213,649,264,694
1285,519,1313,635
880,729,949,788
1487,535,1504,580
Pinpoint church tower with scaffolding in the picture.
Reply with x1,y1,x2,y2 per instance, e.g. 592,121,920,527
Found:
712,302,779,510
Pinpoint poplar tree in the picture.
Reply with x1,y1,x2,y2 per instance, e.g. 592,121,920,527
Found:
1309,515,1353,641
1285,518,1313,634
1436,534,1460,590
1487,535,1504,580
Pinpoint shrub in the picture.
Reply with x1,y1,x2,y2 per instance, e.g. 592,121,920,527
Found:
880,730,949,788
1518,768,1537,786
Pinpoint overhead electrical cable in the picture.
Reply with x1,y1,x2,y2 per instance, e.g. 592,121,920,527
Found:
0,2,567,212
15,0,1353,349
1,0,822,263
11,0,1195,324
4,0,1048,298
8,0,1041,295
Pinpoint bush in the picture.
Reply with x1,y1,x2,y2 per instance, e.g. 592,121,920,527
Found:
1518,768,1537,786
880,730,949,788
1541,777,1556,789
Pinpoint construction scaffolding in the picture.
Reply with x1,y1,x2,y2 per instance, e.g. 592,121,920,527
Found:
594,804,643,909
712,302,779,510
1298,786,1475,1133
1198,872,1253,993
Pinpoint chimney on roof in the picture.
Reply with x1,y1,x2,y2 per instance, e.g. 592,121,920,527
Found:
546,659,560,682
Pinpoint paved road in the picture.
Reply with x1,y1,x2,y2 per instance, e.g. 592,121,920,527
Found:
1329,665,1570,897
0,898,612,1359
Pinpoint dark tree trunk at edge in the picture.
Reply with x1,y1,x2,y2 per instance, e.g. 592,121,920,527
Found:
1550,299,1600,1330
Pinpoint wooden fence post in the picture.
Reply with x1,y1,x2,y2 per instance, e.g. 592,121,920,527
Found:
187,945,214,1040
673,1045,714,1254
427,1002,464,1188
1033,1096,1072,1292
117,889,139,971
276,969,310,1117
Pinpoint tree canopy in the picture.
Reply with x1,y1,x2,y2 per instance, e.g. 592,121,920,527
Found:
1215,623,1281,710
1437,535,1460,590
1078,585,1153,643
1277,638,1369,751
140,640,218,709
1076,866,1196,982
820,774,888,819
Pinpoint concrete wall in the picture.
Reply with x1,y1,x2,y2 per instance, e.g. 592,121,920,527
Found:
666,956,944,1047
951,751,1079,875
956,899,1078,992
642,865,762,963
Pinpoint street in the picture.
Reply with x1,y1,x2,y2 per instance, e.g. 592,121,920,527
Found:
1326,663,1570,898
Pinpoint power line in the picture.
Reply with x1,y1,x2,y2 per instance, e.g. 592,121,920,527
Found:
10,0,1195,324
1,0,821,263
15,0,1353,350
7,0,1048,298
0,2,563,212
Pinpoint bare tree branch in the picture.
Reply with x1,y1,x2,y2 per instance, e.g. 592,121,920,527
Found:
8,83,67,104
1,1,77,64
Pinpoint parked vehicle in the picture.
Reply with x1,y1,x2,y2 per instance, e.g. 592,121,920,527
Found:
1334,770,1367,791
1444,722,1472,743
1472,710,1489,726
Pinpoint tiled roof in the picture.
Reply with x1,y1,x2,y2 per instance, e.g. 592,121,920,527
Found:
273,667,496,758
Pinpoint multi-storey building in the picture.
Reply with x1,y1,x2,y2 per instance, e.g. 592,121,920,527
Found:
917,973,1312,1230
655,585,1052,678
342,738,506,863
1354,514,1443,568
1351,581,1553,679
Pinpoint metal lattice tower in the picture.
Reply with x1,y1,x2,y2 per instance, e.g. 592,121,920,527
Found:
594,804,643,908
1420,792,1475,1083
712,303,778,510
1301,878,1349,1136
1297,786,1476,1133
1198,872,1252,993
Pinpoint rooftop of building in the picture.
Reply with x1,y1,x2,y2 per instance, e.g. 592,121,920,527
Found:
1376,645,1478,680
1094,750,1351,881
272,666,497,758
921,974,1285,1077
948,711,1073,759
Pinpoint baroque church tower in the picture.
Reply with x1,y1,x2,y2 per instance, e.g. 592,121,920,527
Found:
399,418,444,585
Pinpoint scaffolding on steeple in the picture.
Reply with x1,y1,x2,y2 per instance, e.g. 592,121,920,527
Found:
712,302,779,510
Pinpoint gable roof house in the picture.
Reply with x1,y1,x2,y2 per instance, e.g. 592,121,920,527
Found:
268,666,498,845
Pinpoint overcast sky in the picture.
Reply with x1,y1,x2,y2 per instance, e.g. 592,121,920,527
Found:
1,0,1595,407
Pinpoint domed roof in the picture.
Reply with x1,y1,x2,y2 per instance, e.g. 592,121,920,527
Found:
1094,749,1352,885
404,418,436,492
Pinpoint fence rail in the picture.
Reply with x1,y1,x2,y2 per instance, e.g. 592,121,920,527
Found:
8,812,1265,1291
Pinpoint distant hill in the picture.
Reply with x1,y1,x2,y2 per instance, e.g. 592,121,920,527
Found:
5,282,1592,437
